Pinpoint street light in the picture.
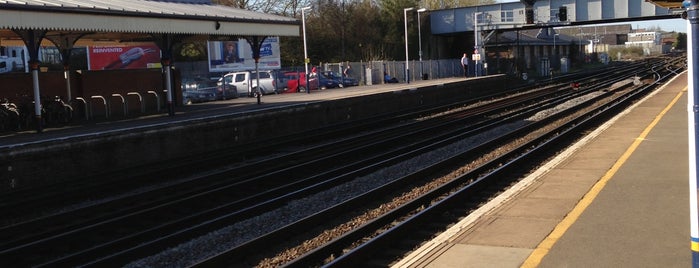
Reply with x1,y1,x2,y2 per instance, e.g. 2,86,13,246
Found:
552,32,559,79
417,8,427,62
553,32,559,57
404,7,413,84
301,6,312,93
474,12,481,77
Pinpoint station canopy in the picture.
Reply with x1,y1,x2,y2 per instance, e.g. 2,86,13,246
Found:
0,0,300,46
0,0,301,131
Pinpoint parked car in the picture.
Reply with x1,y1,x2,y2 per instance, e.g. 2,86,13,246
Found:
317,72,340,89
322,71,359,88
182,88,217,104
283,71,319,93
182,77,236,104
218,70,278,97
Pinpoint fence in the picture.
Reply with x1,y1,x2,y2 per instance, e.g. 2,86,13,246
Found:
320,59,463,85
175,59,466,89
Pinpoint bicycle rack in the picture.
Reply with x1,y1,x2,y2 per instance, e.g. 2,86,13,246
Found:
147,90,160,112
90,95,109,119
74,97,89,120
111,94,127,117
127,92,145,113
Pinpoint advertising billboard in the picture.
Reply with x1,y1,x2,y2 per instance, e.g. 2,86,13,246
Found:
88,45,161,70
208,37,281,73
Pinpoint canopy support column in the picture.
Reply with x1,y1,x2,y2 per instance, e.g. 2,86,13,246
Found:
244,36,268,105
688,2,699,267
152,34,180,116
15,29,46,133
45,33,84,102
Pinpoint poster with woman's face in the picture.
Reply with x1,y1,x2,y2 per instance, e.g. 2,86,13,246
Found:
207,38,281,73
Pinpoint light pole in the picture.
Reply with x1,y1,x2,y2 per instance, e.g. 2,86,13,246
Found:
553,32,559,58
578,27,583,58
404,7,413,83
302,6,311,93
552,32,559,79
474,12,480,77
417,8,427,80
417,8,427,62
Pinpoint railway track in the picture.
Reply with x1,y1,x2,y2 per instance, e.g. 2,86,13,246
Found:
0,56,685,267
195,57,685,267
322,58,685,267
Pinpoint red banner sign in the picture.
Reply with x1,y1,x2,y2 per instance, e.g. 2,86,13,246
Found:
89,45,161,70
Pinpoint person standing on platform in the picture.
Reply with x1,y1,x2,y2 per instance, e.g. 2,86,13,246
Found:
343,64,352,78
460,53,469,77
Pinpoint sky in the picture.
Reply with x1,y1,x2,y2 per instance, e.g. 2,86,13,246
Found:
609,19,687,33
495,0,687,33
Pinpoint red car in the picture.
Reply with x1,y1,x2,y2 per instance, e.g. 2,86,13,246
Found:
283,71,319,93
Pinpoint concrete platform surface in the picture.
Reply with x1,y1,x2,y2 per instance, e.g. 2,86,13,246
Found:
395,72,690,268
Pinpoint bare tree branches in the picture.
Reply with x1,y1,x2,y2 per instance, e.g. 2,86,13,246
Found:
205,0,493,65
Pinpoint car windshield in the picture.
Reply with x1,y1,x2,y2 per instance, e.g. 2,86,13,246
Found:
183,77,217,91
254,72,271,79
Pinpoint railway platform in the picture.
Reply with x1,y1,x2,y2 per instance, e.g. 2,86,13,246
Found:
394,72,690,267
0,77,468,147
3,75,512,191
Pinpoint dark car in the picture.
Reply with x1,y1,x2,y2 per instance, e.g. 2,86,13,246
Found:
317,72,340,89
322,71,359,88
182,77,236,104
182,88,217,104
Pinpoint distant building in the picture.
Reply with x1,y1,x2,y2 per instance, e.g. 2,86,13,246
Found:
482,27,586,76
626,32,662,46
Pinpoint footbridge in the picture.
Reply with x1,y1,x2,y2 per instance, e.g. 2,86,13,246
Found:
431,0,683,35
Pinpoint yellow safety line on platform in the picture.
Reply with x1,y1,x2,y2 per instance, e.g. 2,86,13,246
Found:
520,86,687,268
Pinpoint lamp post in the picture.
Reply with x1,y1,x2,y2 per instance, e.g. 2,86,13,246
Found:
474,12,480,77
404,7,413,83
553,32,559,58
302,6,311,93
578,27,583,58
552,32,559,79
417,8,427,80
417,8,427,62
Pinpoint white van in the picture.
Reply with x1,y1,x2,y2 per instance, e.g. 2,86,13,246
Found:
219,70,278,97
0,46,27,73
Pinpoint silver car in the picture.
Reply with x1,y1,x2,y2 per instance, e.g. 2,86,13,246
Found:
219,70,278,97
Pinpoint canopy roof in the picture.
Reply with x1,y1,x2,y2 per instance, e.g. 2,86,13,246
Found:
0,0,299,45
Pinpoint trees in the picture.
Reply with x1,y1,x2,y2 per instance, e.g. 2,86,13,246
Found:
675,32,687,51
187,0,492,66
